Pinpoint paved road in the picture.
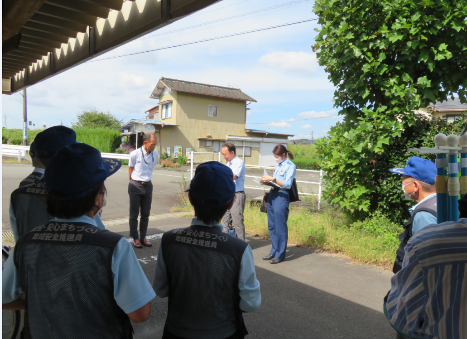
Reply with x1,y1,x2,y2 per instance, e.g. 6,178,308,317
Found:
108,220,395,339
2,162,321,228
1,161,395,338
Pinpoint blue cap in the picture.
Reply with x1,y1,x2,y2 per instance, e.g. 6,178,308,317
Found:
389,156,436,184
34,126,76,159
45,143,122,201
29,141,36,158
189,161,235,206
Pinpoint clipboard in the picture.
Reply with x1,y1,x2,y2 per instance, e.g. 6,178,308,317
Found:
252,169,281,188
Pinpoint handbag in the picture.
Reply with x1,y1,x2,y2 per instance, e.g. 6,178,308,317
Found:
288,178,300,203
226,218,237,237
260,191,269,213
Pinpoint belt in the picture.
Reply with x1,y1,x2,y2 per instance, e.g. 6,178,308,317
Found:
272,187,288,192
132,179,152,186
235,191,245,193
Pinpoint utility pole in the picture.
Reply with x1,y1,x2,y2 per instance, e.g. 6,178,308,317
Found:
4,113,7,129
311,130,314,144
22,88,28,145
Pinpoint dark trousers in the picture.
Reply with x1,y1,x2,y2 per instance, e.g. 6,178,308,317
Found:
128,180,153,240
267,189,290,260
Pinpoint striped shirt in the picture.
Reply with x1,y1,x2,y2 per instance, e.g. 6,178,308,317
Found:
385,219,467,339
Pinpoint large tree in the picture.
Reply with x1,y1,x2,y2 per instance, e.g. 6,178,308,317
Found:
72,109,123,130
313,0,467,221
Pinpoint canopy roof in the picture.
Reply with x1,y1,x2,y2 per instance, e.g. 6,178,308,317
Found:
2,0,219,94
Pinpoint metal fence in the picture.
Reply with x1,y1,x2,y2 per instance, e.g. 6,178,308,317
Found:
189,151,323,209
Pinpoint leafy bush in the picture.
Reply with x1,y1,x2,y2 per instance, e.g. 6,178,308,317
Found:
177,155,187,165
161,159,181,168
2,134,8,144
318,116,467,224
292,157,320,170
75,128,121,153
288,144,318,158
115,144,134,154
10,138,23,145
2,129,44,144
160,152,169,160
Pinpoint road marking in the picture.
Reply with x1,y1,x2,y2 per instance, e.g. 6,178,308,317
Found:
137,256,158,264
103,211,192,227
126,233,164,244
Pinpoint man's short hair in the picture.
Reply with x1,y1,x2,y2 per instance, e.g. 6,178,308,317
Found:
46,183,103,219
191,195,231,225
143,134,156,143
404,175,436,193
222,143,236,154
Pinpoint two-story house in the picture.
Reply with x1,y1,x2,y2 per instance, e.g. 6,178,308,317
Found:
121,77,292,166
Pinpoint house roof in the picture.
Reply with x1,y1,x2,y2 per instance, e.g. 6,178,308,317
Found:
150,77,257,102
120,119,177,131
428,98,467,112
245,129,294,137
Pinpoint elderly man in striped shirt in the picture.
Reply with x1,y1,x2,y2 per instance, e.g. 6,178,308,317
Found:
384,196,467,339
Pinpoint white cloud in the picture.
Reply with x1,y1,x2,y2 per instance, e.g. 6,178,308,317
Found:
297,109,339,119
292,134,311,139
284,118,297,122
259,51,317,74
267,120,292,128
301,124,313,129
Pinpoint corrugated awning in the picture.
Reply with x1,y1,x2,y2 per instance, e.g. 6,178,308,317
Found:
2,0,219,94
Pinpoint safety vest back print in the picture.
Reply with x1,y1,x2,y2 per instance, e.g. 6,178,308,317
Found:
162,225,249,339
14,222,133,339
19,172,43,187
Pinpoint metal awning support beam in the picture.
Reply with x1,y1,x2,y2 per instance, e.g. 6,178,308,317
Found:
3,0,220,95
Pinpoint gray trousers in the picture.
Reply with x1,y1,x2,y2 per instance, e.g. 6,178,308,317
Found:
128,180,153,240
222,191,246,241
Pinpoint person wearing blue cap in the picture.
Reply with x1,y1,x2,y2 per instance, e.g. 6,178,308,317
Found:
18,141,45,187
153,161,261,339
2,143,155,338
9,126,106,243
389,156,437,274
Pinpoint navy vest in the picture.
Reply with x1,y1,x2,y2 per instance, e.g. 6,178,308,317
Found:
162,225,249,339
393,195,437,273
14,221,133,339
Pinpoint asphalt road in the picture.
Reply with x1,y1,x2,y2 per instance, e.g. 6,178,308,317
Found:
2,162,321,228
108,220,395,339
2,161,395,338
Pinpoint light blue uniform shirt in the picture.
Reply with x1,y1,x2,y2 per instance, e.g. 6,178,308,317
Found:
2,215,155,314
153,218,261,313
226,156,245,192
408,193,437,235
273,158,297,189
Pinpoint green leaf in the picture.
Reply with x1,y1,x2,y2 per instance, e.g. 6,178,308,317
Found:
378,52,386,61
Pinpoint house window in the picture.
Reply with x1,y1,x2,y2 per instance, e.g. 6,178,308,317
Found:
208,105,218,117
161,102,172,119
198,140,219,151
444,114,464,124
237,146,251,157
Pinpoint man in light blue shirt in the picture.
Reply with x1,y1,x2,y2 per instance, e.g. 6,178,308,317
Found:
221,143,247,240
389,156,437,273
153,161,260,339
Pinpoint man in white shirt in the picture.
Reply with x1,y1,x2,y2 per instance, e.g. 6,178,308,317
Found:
221,143,247,241
128,134,159,248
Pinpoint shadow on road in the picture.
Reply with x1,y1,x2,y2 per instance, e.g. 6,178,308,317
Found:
130,229,393,339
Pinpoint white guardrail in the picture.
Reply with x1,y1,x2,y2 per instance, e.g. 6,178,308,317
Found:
2,144,131,161
189,151,323,209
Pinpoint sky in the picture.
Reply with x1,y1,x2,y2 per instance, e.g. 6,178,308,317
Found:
1,0,342,140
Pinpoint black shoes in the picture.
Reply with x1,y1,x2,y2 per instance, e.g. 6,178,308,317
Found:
270,258,284,264
262,254,274,260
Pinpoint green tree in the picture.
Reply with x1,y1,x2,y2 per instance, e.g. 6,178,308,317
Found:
72,109,123,130
313,0,467,222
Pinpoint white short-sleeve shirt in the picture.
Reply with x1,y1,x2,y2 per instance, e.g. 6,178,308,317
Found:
129,148,159,182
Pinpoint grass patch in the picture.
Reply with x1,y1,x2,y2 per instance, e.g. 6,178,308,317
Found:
245,204,401,269
170,173,192,212
2,157,31,164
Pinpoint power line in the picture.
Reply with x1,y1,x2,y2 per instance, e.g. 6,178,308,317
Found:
134,0,312,44
90,18,317,62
